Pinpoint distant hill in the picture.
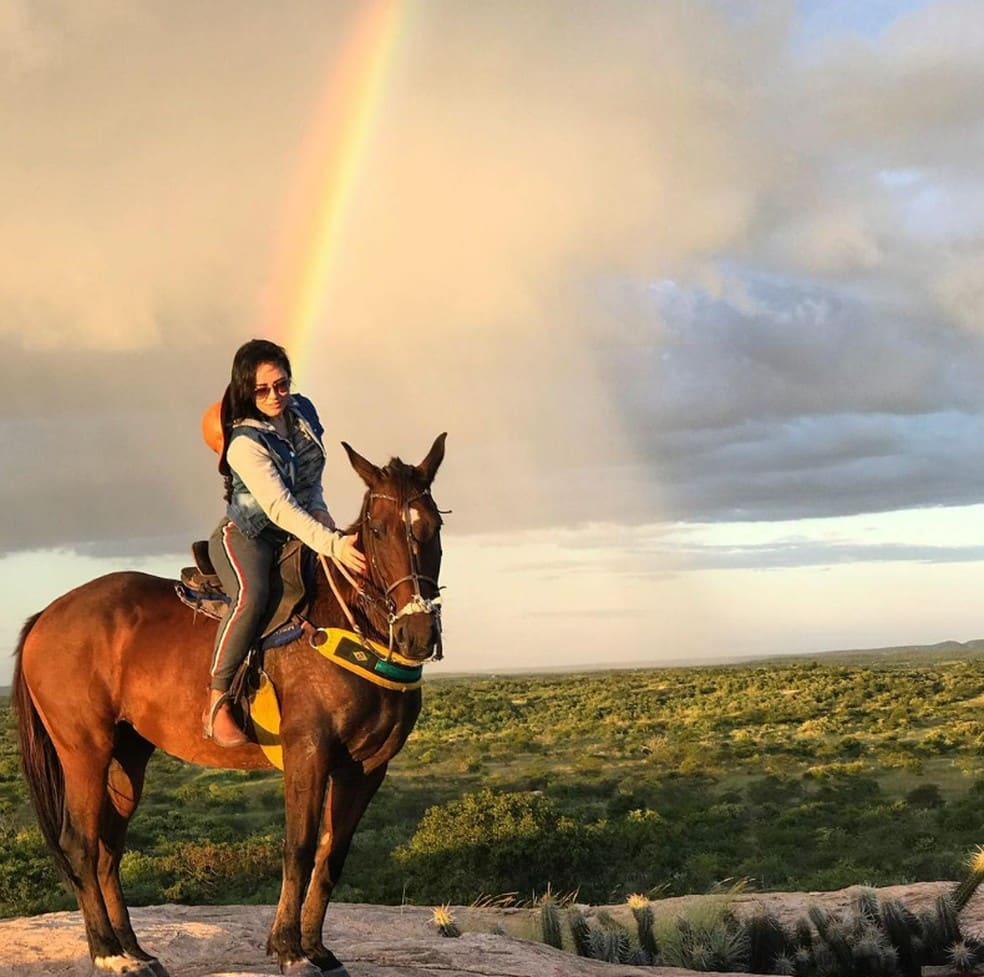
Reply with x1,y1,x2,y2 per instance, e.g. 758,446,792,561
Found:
4,640,984,703
758,638,984,667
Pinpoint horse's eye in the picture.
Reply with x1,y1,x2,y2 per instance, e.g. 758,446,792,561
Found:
369,520,385,538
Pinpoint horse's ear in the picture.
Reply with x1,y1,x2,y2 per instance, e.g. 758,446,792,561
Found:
416,432,447,486
342,442,383,488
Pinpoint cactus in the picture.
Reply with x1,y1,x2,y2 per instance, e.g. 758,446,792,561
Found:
952,845,984,912
880,944,901,977
793,945,813,974
919,907,945,960
880,898,922,977
851,927,896,977
813,913,854,974
589,924,631,964
746,911,790,975
538,893,563,950
948,939,980,973
808,905,833,941
535,880,984,975
853,887,881,924
934,894,962,949
431,904,460,938
793,916,814,951
567,905,592,958
627,893,659,961
812,940,839,977
773,951,796,975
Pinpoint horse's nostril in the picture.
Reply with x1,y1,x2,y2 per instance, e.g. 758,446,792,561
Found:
393,613,434,652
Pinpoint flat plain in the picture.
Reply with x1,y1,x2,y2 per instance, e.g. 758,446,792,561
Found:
3,649,984,916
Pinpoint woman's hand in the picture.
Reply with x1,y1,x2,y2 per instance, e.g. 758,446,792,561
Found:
334,533,366,576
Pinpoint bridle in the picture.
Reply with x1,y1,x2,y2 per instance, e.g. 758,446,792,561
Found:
317,487,444,660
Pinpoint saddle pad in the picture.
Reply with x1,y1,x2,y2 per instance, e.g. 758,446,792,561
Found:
249,629,423,771
249,671,284,769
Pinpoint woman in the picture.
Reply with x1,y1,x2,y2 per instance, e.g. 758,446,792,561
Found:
205,339,366,747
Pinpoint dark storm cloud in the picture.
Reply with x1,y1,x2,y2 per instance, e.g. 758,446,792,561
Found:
0,338,229,555
594,272,984,523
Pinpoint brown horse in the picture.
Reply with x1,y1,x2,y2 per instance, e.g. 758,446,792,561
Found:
13,434,446,977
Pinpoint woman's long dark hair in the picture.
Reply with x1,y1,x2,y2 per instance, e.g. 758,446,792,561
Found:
218,339,292,501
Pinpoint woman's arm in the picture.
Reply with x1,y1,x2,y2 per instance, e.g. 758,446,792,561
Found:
227,436,349,559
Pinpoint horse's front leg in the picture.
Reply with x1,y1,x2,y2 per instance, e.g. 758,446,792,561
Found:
299,763,388,973
267,742,331,976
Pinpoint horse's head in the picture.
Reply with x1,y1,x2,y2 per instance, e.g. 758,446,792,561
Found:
342,433,447,662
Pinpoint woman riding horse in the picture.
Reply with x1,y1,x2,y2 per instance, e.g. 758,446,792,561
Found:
14,352,447,975
206,339,366,746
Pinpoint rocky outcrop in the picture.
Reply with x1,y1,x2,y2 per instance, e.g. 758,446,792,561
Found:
0,883,978,977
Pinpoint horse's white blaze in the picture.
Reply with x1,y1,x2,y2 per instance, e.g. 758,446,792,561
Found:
409,507,421,529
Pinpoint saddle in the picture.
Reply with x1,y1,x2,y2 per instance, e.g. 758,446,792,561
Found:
175,538,316,648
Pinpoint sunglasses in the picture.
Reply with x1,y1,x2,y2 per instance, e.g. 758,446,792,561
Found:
254,377,291,400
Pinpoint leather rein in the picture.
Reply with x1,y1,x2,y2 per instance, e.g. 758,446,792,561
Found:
316,489,443,661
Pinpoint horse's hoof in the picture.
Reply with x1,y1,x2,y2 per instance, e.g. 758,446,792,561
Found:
282,960,325,977
302,948,346,975
314,964,349,977
146,960,170,977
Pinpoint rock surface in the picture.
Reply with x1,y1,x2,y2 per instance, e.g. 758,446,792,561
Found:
1,883,981,977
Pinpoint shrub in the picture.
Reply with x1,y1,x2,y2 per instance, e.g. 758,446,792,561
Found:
0,827,73,917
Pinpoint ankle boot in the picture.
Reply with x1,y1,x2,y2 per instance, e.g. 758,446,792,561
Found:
204,689,248,748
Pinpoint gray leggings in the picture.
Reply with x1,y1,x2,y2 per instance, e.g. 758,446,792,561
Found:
208,519,277,692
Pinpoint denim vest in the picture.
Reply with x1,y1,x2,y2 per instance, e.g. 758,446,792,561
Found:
226,394,326,539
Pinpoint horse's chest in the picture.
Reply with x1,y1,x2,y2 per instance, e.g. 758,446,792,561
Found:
345,714,415,768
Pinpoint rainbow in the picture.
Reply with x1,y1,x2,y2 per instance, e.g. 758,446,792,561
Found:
264,0,404,380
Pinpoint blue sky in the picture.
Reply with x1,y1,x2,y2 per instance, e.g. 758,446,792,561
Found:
792,0,933,44
3,1,984,682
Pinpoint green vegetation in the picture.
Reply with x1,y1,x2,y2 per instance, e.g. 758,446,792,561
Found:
4,657,984,917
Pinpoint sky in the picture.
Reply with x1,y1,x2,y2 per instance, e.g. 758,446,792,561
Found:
3,0,984,685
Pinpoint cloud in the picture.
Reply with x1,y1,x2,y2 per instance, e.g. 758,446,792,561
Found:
0,2,148,78
6,1,984,557
933,249,984,334
464,514,984,577
595,269,984,521
0,0,50,75
771,211,884,276
662,539,984,571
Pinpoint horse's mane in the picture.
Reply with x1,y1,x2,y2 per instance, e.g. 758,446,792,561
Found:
380,457,423,488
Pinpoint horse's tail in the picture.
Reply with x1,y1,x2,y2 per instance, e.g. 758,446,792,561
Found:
12,612,77,883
